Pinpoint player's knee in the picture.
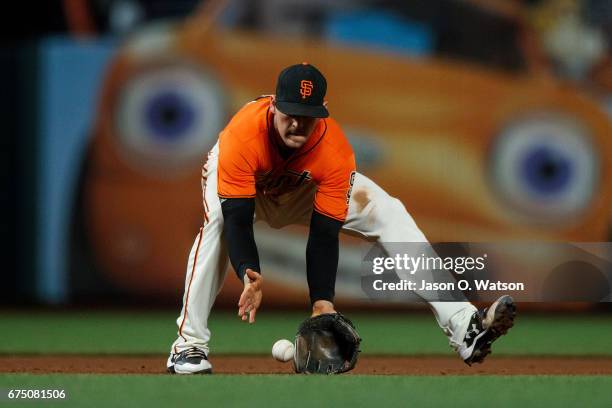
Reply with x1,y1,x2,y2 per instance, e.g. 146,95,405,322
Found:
378,195,406,216
385,196,408,222
372,196,409,226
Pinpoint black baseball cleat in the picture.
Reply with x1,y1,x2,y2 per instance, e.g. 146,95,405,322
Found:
167,347,212,374
456,295,516,366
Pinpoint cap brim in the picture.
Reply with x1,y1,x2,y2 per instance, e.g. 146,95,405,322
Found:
276,101,329,118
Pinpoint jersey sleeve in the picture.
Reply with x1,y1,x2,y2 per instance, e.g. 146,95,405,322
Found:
217,130,258,198
314,153,356,222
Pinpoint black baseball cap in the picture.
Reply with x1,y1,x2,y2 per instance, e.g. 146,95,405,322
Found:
275,63,329,118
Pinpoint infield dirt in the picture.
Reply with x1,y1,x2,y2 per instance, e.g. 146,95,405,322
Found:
3,355,612,375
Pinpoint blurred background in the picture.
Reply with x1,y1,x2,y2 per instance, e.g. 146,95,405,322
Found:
2,0,612,311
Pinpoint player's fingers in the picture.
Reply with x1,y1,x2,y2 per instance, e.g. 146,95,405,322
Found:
240,298,254,317
249,308,256,324
246,270,263,288
239,298,249,316
246,269,259,280
239,289,250,304
238,298,245,316
238,290,251,311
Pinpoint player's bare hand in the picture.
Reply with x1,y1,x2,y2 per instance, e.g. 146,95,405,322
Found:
311,300,336,317
238,269,263,323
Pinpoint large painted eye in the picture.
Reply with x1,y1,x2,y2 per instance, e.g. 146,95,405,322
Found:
115,64,225,175
490,116,598,222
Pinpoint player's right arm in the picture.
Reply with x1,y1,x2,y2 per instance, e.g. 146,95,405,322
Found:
221,198,260,281
217,130,263,323
221,198,263,323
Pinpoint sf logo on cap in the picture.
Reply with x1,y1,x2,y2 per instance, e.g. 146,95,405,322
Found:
300,80,313,99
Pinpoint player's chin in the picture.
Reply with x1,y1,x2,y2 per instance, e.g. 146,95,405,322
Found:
284,135,308,148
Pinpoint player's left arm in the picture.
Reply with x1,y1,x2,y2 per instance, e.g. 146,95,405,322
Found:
306,210,343,314
308,152,356,315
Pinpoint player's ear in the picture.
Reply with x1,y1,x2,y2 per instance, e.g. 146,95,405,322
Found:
270,95,277,114
323,100,328,108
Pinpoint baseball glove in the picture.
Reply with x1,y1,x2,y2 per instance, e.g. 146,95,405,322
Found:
293,313,361,374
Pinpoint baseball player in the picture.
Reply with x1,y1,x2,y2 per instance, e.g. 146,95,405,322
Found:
167,63,515,374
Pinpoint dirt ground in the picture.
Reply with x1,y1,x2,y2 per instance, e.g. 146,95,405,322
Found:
2,355,612,375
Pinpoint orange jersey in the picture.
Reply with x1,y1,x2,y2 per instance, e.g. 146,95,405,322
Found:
217,97,356,222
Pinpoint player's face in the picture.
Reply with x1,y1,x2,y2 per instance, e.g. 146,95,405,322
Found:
271,105,320,150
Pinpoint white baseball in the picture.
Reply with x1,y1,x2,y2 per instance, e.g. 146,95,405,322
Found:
272,339,295,362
